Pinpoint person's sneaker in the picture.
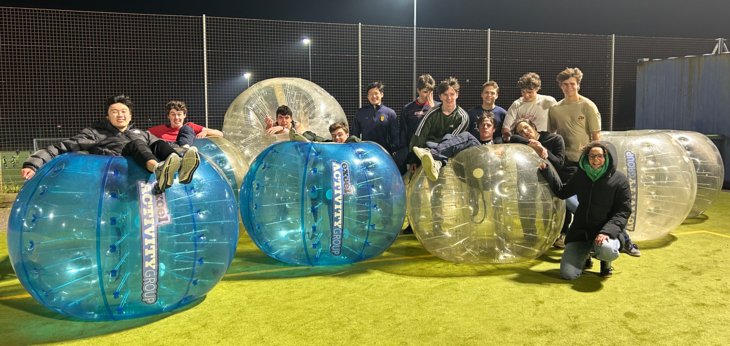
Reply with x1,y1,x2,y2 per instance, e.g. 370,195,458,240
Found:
599,260,613,278
423,159,442,182
553,233,566,249
178,146,200,184
412,146,430,160
289,129,309,142
415,148,442,181
622,243,641,257
155,153,182,193
584,257,594,270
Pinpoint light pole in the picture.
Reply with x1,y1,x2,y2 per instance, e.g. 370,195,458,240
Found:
302,38,312,80
243,72,251,88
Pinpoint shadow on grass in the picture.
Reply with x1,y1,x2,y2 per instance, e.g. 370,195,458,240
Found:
0,255,15,281
226,234,567,280
511,267,605,292
682,214,709,225
634,234,678,250
0,281,202,345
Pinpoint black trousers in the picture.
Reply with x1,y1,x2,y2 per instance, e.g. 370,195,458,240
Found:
122,139,177,171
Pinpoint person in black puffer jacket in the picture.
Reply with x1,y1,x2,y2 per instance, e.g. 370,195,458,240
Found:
21,94,200,194
540,141,631,279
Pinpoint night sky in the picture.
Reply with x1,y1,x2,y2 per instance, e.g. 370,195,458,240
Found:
0,0,728,38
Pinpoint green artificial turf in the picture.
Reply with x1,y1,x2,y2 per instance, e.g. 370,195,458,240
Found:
1,192,729,345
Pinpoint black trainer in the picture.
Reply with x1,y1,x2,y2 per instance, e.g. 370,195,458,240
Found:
599,260,613,278
622,243,642,257
584,257,594,270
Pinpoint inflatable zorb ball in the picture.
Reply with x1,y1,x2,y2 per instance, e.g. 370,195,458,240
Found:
194,137,249,200
602,131,697,241
7,154,239,321
241,141,405,265
408,145,565,263
664,131,724,217
221,77,348,164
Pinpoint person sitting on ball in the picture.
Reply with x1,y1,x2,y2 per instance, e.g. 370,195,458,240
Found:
21,94,199,194
264,105,303,135
292,121,361,144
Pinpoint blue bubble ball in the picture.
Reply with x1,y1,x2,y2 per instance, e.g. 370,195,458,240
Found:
241,141,405,265
194,137,250,200
7,153,239,321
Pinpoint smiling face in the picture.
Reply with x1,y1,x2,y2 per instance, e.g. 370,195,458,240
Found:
515,121,538,140
330,128,349,143
367,88,383,106
588,147,606,169
521,88,538,102
560,77,580,99
167,109,186,129
481,85,498,106
440,86,459,110
107,103,131,131
276,114,293,129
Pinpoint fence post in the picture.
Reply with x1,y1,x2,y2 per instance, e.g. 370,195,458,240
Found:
609,33,615,131
203,14,210,127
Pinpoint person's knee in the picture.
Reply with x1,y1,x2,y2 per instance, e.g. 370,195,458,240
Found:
595,239,620,262
559,258,584,280
177,125,196,146
122,139,146,155
560,267,583,280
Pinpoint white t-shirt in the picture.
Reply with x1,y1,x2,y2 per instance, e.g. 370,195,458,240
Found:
502,94,557,132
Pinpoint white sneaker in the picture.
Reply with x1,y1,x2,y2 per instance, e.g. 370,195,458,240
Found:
155,153,182,193
178,146,200,184
412,146,429,160
420,151,442,182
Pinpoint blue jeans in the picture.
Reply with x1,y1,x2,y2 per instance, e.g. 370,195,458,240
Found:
560,237,620,280
176,124,196,147
566,195,578,213
425,132,481,162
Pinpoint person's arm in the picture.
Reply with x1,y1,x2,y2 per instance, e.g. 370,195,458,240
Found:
508,133,529,144
266,125,286,134
466,108,481,140
507,133,546,159
388,110,399,153
502,102,518,142
586,101,601,141
543,134,566,169
198,127,224,138
187,122,222,138
409,109,434,150
398,107,409,151
548,108,557,133
21,128,95,180
539,163,577,199
264,115,274,129
351,113,361,138
599,176,632,239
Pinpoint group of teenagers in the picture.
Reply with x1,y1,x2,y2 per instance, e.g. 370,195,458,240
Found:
21,68,637,280
268,67,639,280
21,96,223,194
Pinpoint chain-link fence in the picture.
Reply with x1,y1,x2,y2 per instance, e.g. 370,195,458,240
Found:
0,7,719,189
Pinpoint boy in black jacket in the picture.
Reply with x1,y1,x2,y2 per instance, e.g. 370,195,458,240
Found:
22,95,199,194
